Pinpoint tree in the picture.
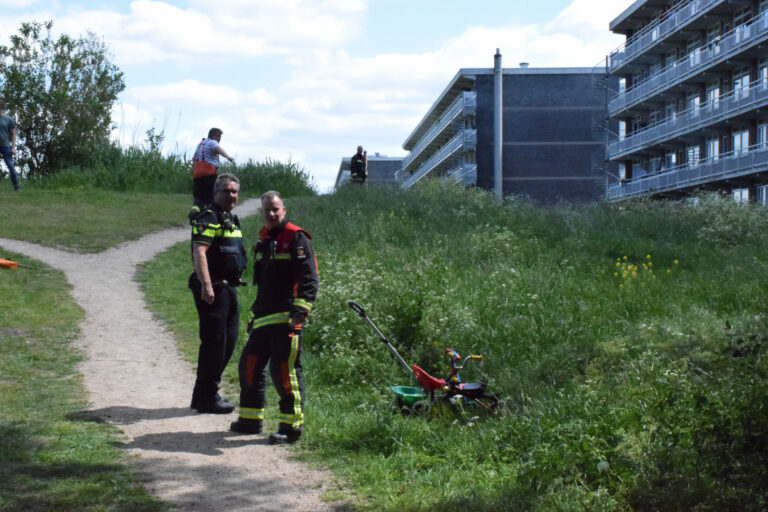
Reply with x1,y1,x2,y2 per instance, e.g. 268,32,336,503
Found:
0,21,125,177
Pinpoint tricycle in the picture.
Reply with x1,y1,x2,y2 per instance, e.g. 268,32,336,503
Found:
348,300,498,415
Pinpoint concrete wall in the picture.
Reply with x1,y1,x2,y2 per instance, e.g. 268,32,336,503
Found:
475,72,610,204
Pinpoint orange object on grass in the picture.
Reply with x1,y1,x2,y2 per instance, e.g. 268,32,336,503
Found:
0,258,19,269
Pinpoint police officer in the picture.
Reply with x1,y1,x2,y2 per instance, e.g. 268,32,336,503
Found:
189,173,247,414
230,191,319,444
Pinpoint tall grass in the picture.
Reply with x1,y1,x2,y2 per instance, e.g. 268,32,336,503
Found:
28,142,317,198
139,181,768,510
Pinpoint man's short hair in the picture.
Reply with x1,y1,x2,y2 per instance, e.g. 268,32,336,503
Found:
208,127,223,139
214,173,239,193
261,190,282,202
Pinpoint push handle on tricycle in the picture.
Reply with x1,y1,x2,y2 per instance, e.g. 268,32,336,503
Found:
348,300,366,318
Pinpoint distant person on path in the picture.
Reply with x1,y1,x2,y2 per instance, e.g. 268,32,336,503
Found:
230,191,319,444
189,128,235,221
349,145,367,185
0,99,20,192
189,173,247,414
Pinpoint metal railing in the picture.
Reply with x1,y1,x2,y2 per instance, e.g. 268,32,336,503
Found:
609,78,768,158
441,164,477,186
607,145,768,200
400,130,476,189
401,92,476,173
609,12,768,115
608,0,724,73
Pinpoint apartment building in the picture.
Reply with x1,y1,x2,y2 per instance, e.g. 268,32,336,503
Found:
606,0,768,203
397,67,612,204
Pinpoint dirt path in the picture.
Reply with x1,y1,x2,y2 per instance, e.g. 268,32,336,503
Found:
0,198,344,512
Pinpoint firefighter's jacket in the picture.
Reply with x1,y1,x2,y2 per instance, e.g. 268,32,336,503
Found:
250,220,319,323
190,204,247,283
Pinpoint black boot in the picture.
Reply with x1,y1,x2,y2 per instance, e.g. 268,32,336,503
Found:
195,394,235,414
230,418,263,434
268,430,301,445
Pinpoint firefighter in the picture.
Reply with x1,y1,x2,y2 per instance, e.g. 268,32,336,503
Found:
189,173,247,414
230,190,319,444
349,145,367,185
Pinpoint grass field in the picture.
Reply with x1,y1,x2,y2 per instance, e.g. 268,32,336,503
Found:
2,177,767,511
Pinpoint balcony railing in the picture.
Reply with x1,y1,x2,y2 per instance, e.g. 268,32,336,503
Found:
608,0,724,73
609,12,768,115
609,78,768,159
399,130,476,189
441,164,477,186
607,145,768,200
401,91,476,173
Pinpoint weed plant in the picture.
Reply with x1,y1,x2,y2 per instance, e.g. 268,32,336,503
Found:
140,182,768,511
0,252,167,511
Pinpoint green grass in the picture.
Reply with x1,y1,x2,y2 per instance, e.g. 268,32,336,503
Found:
0,251,167,511
3,167,767,510
141,183,768,511
0,187,190,252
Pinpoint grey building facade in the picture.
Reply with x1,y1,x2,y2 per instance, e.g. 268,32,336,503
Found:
398,67,613,204
606,0,768,203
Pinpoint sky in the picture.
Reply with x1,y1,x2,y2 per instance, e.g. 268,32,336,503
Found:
0,0,635,192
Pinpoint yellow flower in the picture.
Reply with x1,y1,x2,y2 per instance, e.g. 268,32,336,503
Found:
674,259,679,265
646,254,651,260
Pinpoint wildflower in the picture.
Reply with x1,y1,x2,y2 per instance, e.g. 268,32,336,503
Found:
674,259,679,265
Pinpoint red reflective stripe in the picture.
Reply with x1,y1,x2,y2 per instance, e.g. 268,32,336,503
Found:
245,354,259,387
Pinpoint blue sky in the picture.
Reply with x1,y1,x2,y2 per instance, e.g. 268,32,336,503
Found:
0,0,634,192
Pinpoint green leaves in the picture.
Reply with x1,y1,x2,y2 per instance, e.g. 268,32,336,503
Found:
0,20,125,177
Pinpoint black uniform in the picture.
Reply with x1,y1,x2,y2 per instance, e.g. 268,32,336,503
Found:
235,219,318,438
189,204,247,408
350,152,366,184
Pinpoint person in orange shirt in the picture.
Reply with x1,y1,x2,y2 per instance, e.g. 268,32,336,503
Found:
189,127,235,221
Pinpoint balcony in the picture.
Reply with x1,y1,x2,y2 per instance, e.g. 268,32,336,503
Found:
608,0,725,74
609,78,768,159
607,145,768,200
401,91,476,174
441,164,477,187
609,11,768,116
399,130,476,189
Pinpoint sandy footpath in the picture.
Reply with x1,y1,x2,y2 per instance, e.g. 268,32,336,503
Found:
0,198,345,512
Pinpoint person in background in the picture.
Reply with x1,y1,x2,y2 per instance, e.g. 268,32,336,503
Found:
189,127,235,221
349,145,367,185
0,98,20,192
189,173,247,414
230,191,319,444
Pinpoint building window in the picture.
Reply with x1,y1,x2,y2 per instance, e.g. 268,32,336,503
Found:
649,109,661,126
687,145,700,166
706,137,720,161
757,185,768,205
733,188,750,202
760,60,768,88
758,121,768,148
649,156,662,173
762,0,768,14
664,151,676,169
733,70,750,100
733,129,750,155
465,150,476,164
665,100,677,121
734,7,752,42
686,92,700,116
706,81,720,110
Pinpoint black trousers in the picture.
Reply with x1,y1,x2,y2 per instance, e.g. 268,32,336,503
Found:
237,322,304,433
192,174,216,208
189,274,239,401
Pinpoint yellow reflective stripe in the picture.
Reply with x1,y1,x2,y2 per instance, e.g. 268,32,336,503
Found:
273,253,291,260
239,407,264,420
293,298,313,313
287,332,303,428
221,230,242,238
250,312,291,330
